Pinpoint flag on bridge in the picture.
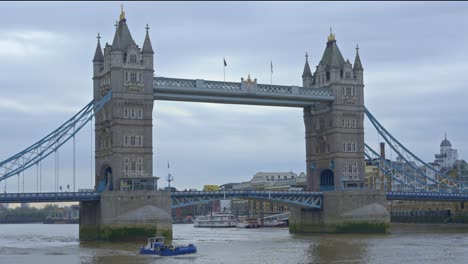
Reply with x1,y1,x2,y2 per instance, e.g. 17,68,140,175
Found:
271,60,273,74
223,57,227,82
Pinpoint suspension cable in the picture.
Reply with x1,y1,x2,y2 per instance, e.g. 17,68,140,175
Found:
73,124,76,192
39,159,42,192
22,157,25,193
90,115,93,189
36,163,39,192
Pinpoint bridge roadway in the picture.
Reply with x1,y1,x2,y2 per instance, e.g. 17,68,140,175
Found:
1,191,468,207
153,77,335,107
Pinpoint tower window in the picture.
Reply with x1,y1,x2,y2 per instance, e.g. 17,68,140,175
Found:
130,72,137,82
130,54,137,63
326,72,330,81
138,109,143,119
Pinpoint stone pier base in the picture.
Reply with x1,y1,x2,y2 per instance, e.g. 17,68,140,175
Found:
79,190,172,241
290,190,390,234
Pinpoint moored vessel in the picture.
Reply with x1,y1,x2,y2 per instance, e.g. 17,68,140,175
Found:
193,211,237,227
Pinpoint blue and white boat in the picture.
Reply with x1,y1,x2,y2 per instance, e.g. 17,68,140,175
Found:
139,236,197,256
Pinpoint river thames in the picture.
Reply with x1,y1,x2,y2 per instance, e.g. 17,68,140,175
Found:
1,223,468,263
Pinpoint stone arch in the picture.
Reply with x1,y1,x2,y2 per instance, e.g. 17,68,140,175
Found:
98,164,113,192
320,169,334,191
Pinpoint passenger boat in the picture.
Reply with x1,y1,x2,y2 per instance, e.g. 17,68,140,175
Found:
193,211,238,227
262,220,288,227
236,216,261,228
139,236,197,256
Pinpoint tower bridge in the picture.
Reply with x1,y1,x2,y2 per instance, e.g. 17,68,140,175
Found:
1,8,467,241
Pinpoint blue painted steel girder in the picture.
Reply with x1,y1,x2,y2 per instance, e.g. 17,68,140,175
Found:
0,192,101,203
386,191,468,202
171,190,323,209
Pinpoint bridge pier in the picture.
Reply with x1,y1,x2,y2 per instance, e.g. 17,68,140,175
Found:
289,190,390,233
79,191,172,241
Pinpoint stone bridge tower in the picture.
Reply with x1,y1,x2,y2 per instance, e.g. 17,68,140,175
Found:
92,8,155,192
82,8,172,242
290,32,389,234
302,31,365,191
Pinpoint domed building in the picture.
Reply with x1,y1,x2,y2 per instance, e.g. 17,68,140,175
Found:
434,134,458,169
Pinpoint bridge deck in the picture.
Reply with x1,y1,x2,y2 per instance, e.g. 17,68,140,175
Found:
1,191,468,204
0,192,101,203
153,77,335,107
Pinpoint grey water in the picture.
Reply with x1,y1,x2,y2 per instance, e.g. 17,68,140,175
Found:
1,223,468,264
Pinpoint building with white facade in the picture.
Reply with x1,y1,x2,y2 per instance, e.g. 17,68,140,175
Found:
250,172,305,190
434,135,458,169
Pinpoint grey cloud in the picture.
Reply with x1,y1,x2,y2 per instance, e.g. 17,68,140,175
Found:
1,2,467,191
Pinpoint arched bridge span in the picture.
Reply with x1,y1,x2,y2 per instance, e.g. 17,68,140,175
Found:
171,190,323,209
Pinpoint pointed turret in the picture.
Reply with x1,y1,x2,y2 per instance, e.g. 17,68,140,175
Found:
302,52,312,78
142,24,154,54
93,33,104,63
319,29,345,70
111,29,122,51
111,4,136,52
302,52,313,87
353,44,363,71
93,33,104,78
353,44,364,84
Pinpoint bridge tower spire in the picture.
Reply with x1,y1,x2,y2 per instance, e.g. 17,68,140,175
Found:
353,44,364,84
92,33,104,77
302,52,313,87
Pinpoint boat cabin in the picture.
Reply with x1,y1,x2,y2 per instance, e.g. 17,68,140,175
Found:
146,236,165,250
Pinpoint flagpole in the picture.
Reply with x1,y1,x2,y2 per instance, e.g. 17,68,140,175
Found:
223,57,226,83
270,61,273,88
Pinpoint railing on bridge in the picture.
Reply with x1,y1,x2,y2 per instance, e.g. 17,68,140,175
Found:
1,190,468,205
0,192,101,203
153,77,335,107
386,191,468,202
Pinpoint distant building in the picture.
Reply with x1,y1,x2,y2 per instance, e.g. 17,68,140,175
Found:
434,135,458,169
251,171,304,190
232,181,252,190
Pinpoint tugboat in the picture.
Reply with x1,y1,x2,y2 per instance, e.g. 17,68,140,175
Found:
139,236,197,256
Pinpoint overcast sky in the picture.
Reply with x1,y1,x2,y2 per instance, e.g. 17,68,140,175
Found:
1,1,468,192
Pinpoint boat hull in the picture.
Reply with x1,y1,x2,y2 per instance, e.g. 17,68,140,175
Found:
139,245,197,256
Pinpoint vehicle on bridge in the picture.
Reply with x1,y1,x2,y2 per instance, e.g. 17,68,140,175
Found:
139,236,197,256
